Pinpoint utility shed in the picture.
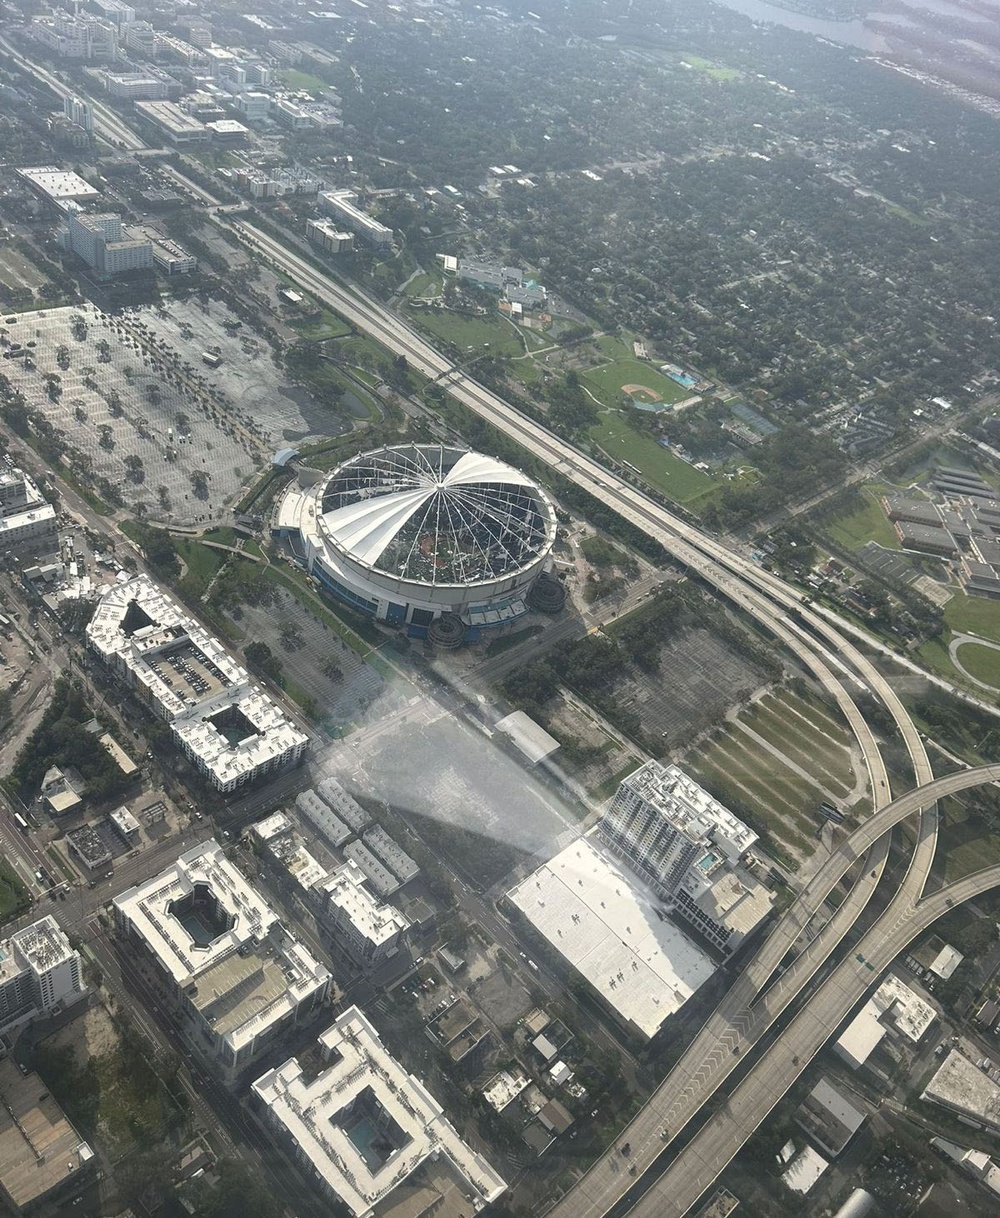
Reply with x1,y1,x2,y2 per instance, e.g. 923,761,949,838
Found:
495,711,560,765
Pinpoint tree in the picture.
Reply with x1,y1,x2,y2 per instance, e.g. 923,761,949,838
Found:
98,424,114,451
244,641,283,685
123,454,145,483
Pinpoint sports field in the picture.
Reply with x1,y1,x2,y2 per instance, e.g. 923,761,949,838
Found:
582,357,690,409
684,689,859,863
680,54,743,82
590,411,713,505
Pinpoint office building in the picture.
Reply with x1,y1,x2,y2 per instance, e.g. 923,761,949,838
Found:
87,575,308,792
599,761,774,953
88,0,135,28
274,97,313,130
0,1059,95,1214
59,212,154,278
113,840,331,1080
134,100,210,145
306,217,354,253
31,10,118,60
0,468,57,557
317,860,409,966
122,20,158,58
234,91,270,121
251,1007,506,1217
62,96,93,133
0,917,86,1037
318,189,393,250
100,69,172,100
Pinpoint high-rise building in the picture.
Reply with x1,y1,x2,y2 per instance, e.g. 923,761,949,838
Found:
31,10,118,60
63,96,93,133
0,917,86,1037
599,761,774,952
318,189,393,249
59,212,153,277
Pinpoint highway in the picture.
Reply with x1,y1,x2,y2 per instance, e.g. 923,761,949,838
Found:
0,44,961,1210
224,220,953,1216
631,765,1000,1217
0,35,148,152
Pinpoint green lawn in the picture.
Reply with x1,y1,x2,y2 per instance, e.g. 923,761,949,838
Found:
823,487,900,552
939,795,1000,882
944,594,1000,646
582,358,690,408
953,641,1000,689
680,54,742,81
279,68,329,92
174,539,226,595
406,305,524,358
743,696,854,796
290,309,352,341
404,272,442,299
589,411,714,505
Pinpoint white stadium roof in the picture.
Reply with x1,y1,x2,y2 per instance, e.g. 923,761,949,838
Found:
319,445,554,586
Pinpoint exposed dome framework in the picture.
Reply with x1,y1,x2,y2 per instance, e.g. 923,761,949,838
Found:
319,446,553,588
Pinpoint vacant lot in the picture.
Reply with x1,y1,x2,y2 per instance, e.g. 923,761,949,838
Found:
406,304,525,358
683,688,860,864
342,714,580,890
822,486,902,552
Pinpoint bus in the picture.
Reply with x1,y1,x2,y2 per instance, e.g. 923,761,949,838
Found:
13,813,28,832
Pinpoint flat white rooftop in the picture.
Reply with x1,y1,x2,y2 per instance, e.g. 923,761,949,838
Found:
87,576,307,787
252,1006,506,1218
835,972,936,1069
507,837,715,1038
495,710,560,765
320,860,409,948
923,1049,1000,1129
781,1144,828,1195
17,166,101,201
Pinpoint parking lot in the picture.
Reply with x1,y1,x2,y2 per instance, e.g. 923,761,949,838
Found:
0,302,352,526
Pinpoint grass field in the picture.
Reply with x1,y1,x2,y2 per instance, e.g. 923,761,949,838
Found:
953,640,1000,688
939,794,1000,882
404,272,442,299
944,595,1000,646
823,487,901,552
680,53,742,81
590,411,714,505
582,357,690,408
279,68,329,92
406,305,525,358
290,309,352,341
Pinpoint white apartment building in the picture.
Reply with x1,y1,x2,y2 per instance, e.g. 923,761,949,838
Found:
0,917,86,1036
251,1007,506,1217
60,212,153,277
0,468,58,557
318,190,393,250
317,861,409,966
599,761,773,953
86,575,308,792
63,97,93,133
306,217,354,254
114,840,331,1080
122,20,158,59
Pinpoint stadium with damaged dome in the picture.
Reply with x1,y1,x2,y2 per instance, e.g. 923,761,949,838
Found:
273,444,563,642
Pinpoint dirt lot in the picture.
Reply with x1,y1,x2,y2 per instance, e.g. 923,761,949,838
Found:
41,1002,118,1059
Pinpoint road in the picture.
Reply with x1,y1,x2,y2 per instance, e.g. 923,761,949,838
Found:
0,43,955,1212
0,34,148,152
634,831,1000,1216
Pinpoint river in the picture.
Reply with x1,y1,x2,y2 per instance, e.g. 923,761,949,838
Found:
708,0,996,51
